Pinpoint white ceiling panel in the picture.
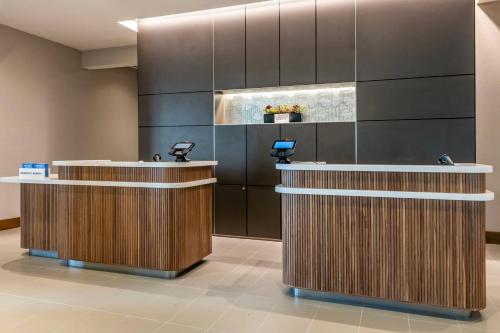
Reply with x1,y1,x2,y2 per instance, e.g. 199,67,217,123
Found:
0,0,268,50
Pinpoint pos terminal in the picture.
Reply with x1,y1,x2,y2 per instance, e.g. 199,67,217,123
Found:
270,140,296,164
169,142,195,162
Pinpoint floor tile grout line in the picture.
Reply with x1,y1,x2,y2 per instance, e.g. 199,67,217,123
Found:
224,251,282,333
0,299,60,332
0,250,280,332
46,306,92,333
0,290,183,325
357,308,364,333
164,292,207,328
3,234,500,333
254,299,281,332
165,248,261,331
1,239,273,332
305,304,320,333
197,247,267,332
152,321,208,333
207,244,270,291
151,322,168,333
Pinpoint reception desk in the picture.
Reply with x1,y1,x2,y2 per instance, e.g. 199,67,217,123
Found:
0,160,217,277
276,163,494,316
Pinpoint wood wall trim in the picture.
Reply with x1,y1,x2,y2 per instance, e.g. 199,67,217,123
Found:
486,232,500,245
0,217,20,231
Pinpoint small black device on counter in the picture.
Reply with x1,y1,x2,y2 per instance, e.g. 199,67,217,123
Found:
438,153,454,166
271,139,296,164
152,153,162,162
169,142,195,162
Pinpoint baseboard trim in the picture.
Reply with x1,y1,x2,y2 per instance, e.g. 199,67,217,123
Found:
486,231,500,245
0,217,20,231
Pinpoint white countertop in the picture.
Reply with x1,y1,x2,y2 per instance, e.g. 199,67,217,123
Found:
276,185,495,202
53,160,218,168
0,175,217,189
276,162,493,174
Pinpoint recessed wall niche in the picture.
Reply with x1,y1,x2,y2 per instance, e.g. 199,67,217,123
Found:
215,83,356,125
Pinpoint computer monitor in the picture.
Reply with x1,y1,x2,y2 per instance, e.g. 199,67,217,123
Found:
173,142,195,150
272,140,296,150
270,140,296,164
168,142,195,162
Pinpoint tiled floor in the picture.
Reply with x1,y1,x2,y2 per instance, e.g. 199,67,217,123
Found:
1,228,500,333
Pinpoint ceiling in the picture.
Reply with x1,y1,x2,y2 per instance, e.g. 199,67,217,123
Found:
0,0,267,51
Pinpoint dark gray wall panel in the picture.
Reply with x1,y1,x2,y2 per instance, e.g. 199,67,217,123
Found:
139,92,213,127
357,75,475,121
356,0,475,81
138,15,213,94
317,0,355,83
214,7,246,90
215,125,246,185
247,186,281,239
317,122,356,163
280,123,317,162
246,3,280,88
139,126,214,162
280,0,316,86
357,119,476,164
247,124,280,186
214,185,247,237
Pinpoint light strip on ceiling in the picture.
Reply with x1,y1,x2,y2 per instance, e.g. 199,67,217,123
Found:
116,0,308,30
118,20,138,32
223,87,356,99
139,0,285,23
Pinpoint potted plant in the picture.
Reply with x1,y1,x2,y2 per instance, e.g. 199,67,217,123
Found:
263,104,304,123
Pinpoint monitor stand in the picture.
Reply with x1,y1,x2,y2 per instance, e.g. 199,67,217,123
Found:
175,155,190,163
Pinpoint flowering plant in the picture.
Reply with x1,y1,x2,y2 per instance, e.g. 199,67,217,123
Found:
263,104,305,114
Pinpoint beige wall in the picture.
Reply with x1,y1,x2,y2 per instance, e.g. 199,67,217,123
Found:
0,24,138,220
476,2,500,232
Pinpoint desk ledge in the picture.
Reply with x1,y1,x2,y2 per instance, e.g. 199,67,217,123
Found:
52,160,218,168
276,163,493,174
275,185,495,202
0,176,217,189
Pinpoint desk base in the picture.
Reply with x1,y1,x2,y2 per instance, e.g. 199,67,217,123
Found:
28,249,59,259
292,288,474,320
28,249,196,279
66,260,181,279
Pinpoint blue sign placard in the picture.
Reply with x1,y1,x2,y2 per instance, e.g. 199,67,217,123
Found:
21,162,49,177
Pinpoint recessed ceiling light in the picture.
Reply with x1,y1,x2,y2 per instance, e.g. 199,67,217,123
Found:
118,20,138,32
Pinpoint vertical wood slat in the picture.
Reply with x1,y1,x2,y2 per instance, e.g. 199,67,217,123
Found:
281,170,485,193
54,185,213,271
57,166,212,183
282,195,486,309
19,167,214,272
20,184,58,252
281,170,487,310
